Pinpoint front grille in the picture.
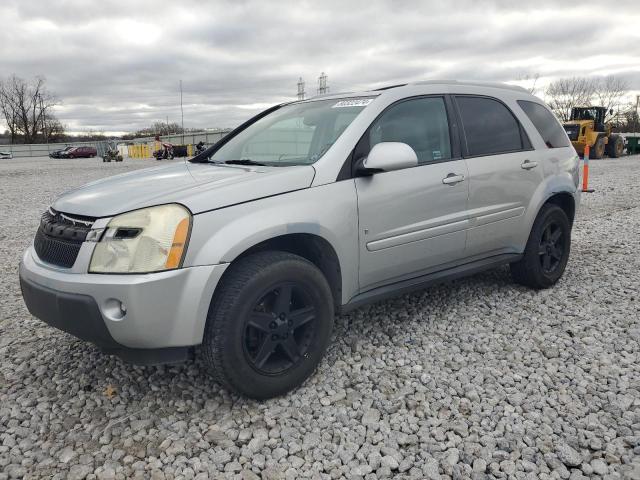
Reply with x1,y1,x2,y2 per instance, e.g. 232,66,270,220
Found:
33,208,96,268
34,228,83,268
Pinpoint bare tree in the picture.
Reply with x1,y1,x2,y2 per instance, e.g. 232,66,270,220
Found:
610,101,640,132
545,75,629,123
0,79,18,143
0,75,58,143
123,122,185,139
517,73,541,95
44,117,66,142
544,77,597,122
593,75,629,121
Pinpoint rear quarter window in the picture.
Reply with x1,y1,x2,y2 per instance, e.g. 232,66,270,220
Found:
517,100,570,148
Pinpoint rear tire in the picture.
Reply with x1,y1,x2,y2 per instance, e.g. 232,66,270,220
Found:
606,135,624,158
591,137,605,159
510,204,571,289
202,251,334,399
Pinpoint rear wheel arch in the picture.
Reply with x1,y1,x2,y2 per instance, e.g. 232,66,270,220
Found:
543,192,576,227
519,187,576,250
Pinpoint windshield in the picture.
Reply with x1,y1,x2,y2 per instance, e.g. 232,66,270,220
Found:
207,97,373,166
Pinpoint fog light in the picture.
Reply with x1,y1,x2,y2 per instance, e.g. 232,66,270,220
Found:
103,298,127,321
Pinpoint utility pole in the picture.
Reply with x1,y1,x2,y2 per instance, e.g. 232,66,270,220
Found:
297,77,305,100
636,95,639,134
317,72,329,95
180,80,184,143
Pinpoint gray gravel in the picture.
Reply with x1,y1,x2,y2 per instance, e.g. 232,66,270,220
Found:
1,155,639,480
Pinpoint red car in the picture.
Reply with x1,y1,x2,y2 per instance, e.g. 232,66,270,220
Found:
67,146,97,158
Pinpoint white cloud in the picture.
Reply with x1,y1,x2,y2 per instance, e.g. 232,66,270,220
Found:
0,0,639,133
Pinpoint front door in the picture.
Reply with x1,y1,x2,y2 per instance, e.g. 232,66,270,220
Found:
355,96,470,291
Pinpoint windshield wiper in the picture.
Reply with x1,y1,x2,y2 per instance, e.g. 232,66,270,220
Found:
223,159,267,166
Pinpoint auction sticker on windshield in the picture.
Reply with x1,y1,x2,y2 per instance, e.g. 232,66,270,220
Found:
332,99,373,108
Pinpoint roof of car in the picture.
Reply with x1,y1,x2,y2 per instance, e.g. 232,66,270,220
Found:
305,79,528,102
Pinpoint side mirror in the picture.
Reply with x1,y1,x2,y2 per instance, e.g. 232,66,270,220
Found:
356,142,418,176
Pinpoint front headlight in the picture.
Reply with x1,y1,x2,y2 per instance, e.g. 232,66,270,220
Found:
89,204,191,273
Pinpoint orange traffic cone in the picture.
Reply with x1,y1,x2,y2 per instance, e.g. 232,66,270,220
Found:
582,144,594,193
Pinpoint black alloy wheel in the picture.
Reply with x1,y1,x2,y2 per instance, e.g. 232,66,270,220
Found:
538,221,564,274
243,282,317,375
511,204,571,289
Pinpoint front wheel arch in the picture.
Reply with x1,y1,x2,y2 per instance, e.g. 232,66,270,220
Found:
226,233,342,312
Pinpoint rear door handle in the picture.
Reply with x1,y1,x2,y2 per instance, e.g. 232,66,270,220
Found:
521,160,538,170
442,173,465,185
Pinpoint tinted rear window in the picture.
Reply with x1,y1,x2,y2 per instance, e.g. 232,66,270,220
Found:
518,100,570,148
456,96,524,156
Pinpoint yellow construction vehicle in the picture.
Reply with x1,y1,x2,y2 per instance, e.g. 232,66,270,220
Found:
562,106,624,158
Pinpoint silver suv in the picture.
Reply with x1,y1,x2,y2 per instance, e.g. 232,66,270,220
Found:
20,81,580,398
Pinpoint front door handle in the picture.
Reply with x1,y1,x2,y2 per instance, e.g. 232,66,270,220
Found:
521,160,538,170
442,173,465,185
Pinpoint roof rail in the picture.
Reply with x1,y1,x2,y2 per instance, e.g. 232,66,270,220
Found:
411,79,528,92
303,79,528,102
373,83,408,91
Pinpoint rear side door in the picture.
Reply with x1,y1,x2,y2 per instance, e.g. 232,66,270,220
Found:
453,95,544,258
355,96,470,291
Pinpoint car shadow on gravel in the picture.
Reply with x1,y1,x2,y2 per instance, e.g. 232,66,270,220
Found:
334,265,516,330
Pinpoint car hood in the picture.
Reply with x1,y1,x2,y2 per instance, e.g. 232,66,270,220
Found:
53,160,316,217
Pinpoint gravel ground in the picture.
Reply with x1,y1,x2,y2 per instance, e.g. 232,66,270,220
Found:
1,155,639,480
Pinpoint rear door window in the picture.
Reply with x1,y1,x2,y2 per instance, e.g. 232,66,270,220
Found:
518,100,570,148
455,96,524,156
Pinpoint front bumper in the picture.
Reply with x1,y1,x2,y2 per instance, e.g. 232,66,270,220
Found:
19,246,228,363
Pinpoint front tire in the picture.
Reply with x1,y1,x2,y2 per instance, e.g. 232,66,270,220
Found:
510,204,571,289
202,251,334,399
591,137,605,159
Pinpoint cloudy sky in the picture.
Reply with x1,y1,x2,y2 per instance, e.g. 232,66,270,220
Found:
1,0,639,134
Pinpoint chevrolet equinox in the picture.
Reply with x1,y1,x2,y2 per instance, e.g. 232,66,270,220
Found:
20,81,580,398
